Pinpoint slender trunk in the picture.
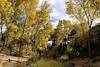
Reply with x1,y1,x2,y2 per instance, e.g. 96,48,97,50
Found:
88,20,93,57
0,15,4,41
1,24,3,40
88,28,91,57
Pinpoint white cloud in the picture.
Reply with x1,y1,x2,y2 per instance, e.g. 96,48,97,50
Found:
38,0,100,28
38,0,69,28
48,0,67,19
51,21,58,28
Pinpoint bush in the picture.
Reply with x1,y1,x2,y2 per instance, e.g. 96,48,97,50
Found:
33,59,65,67
47,48,59,58
16,62,26,67
20,45,32,56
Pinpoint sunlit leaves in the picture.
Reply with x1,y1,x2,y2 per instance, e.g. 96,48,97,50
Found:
36,23,53,52
21,44,32,56
55,20,73,47
0,0,14,23
66,0,74,14
0,0,41,56
66,0,100,25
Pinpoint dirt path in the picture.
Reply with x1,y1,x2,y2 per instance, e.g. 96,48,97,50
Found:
0,53,29,62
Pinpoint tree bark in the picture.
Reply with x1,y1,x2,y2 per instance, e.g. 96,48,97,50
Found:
88,23,92,57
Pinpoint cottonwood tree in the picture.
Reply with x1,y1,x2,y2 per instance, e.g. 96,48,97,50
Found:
0,0,40,56
32,2,54,55
55,20,73,47
66,0,100,56
36,23,53,55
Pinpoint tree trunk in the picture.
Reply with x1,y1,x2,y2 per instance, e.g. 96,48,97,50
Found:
88,25,92,57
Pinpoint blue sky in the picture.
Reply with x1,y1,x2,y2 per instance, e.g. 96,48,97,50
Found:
38,0,69,28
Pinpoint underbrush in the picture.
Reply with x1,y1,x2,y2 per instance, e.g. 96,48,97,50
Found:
33,59,65,67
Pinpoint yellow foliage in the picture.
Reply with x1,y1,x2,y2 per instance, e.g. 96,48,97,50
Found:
21,45,32,56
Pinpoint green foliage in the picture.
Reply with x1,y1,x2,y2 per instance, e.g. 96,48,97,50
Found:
0,0,54,57
32,2,54,53
16,62,26,67
47,48,59,58
20,45,32,56
0,0,52,57
36,23,53,52
64,38,77,56
60,55,69,60
91,23,100,45
33,59,65,67
66,0,74,14
0,0,99,63
55,20,73,47
66,0,100,25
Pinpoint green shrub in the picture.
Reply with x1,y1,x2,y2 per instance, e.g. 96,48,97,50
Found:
20,45,32,56
16,62,26,67
47,48,59,58
33,59,65,67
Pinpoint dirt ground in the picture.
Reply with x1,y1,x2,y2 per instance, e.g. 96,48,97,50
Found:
0,53,100,67
68,57,100,67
